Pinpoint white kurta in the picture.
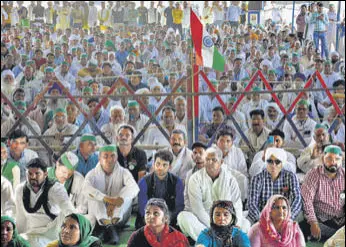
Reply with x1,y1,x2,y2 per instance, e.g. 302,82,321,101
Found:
1,176,16,217
143,123,186,159
70,171,88,214
249,150,297,178
221,145,248,177
241,100,269,129
283,116,317,148
226,111,248,146
15,181,76,247
297,145,323,175
178,166,249,241
168,147,194,181
83,162,139,225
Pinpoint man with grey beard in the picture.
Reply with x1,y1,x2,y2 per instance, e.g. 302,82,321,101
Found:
297,124,332,179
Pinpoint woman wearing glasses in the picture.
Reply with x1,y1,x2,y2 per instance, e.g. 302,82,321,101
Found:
248,195,306,247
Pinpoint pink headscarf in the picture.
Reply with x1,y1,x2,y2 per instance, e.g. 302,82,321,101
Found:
259,195,299,247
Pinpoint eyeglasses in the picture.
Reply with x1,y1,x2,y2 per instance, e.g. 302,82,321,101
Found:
266,159,282,165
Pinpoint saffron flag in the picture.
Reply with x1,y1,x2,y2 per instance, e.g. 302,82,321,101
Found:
190,9,225,72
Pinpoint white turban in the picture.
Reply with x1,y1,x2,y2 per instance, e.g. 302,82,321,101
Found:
260,59,273,70
1,69,15,80
265,102,281,115
136,88,150,95
149,81,164,92
265,147,287,164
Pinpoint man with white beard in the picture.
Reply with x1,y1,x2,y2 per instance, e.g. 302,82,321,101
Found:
1,70,18,100
100,105,126,145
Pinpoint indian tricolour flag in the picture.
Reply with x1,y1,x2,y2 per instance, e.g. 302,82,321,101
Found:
190,9,225,72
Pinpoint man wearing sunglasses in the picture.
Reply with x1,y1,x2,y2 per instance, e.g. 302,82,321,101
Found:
247,147,302,224
249,129,297,178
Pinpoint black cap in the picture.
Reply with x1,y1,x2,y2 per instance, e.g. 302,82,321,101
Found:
191,142,207,150
26,158,48,172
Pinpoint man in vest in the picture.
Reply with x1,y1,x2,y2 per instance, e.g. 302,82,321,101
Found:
136,149,184,230
15,158,75,247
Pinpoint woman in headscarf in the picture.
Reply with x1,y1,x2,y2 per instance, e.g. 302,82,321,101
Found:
46,213,102,247
248,195,306,247
195,200,250,247
128,198,189,247
1,216,30,247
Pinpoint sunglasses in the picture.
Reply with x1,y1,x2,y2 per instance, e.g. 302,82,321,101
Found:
266,159,282,165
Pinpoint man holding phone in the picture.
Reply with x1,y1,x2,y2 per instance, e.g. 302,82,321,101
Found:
311,2,329,59
249,129,297,178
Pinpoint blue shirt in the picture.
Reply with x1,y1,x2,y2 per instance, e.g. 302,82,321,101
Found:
115,50,129,68
196,228,251,247
12,65,23,78
311,12,329,32
77,110,110,135
247,169,302,224
74,149,99,177
54,55,65,66
227,5,241,22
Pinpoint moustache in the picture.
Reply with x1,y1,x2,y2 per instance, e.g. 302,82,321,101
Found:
173,143,181,146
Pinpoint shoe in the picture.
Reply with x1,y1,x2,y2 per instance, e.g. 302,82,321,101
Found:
106,226,119,245
99,218,112,226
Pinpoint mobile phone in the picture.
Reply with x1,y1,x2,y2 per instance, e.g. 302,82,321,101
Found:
267,136,274,145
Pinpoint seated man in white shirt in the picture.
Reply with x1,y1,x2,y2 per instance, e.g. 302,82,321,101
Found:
216,130,247,177
283,99,317,148
83,145,139,245
297,124,332,182
241,109,271,153
144,106,186,160
177,147,250,241
166,129,194,181
250,129,297,178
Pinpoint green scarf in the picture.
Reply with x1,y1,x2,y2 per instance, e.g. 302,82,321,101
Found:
1,216,30,247
47,167,74,195
58,214,100,247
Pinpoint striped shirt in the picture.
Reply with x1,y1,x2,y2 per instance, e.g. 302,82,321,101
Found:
247,169,302,224
311,12,329,32
301,166,345,224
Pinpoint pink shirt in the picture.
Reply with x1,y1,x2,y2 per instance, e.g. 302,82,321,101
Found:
248,222,306,247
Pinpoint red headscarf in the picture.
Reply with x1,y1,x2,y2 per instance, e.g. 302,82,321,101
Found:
144,225,189,247
259,195,299,247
